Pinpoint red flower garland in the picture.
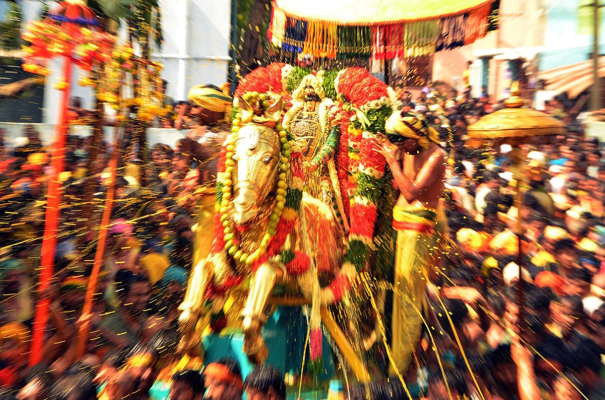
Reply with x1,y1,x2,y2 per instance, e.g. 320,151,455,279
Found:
337,67,369,99
359,135,386,175
234,68,272,98
266,62,286,92
285,251,311,276
349,204,377,238
321,66,391,305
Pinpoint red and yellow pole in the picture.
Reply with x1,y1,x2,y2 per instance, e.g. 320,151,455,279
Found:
77,118,120,358
29,54,72,366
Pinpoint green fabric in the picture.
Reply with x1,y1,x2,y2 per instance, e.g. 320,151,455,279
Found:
398,208,438,222
312,126,339,166
0,258,26,281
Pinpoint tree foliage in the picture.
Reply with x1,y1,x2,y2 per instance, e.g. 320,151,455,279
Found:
236,0,270,75
0,1,22,50
88,0,163,51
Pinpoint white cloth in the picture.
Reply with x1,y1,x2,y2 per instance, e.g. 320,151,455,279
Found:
588,165,599,179
583,296,605,317
104,103,117,125
462,160,475,177
550,176,567,195
448,185,476,215
475,185,491,216
503,263,532,286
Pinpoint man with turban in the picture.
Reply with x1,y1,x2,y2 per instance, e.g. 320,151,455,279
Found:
373,111,446,376
186,83,232,143
203,359,243,400
174,84,232,266
176,85,232,353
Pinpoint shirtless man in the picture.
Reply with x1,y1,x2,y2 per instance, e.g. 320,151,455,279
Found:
373,111,446,376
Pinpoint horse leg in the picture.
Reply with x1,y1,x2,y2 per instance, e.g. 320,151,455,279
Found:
178,256,217,356
241,261,285,364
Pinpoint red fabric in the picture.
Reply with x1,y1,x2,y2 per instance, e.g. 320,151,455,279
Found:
392,220,435,234
371,25,405,60
535,271,565,296
285,251,310,276
0,367,16,387
329,274,352,303
349,204,377,238
211,213,226,253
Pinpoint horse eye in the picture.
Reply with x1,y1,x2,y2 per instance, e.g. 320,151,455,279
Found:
263,156,273,165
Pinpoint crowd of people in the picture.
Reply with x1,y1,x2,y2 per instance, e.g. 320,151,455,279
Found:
0,73,603,400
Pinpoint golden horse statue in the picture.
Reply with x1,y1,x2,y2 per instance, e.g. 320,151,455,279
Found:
178,96,357,366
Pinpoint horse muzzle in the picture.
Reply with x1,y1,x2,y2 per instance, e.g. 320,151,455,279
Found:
233,185,259,226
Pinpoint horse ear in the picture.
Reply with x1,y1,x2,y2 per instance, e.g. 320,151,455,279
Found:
265,96,283,122
239,97,254,124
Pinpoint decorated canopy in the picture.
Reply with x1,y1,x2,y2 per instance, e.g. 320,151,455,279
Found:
268,0,500,59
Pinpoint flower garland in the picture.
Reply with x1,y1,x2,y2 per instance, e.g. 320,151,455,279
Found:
320,67,393,305
210,75,304,289
95,45,167,123
286,66,311,93
234,68,272,98
21,21,115,86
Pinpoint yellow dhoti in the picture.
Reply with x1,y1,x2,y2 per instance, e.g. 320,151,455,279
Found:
390,205,438,376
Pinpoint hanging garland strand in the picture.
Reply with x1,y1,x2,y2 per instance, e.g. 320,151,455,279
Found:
268,0,499,59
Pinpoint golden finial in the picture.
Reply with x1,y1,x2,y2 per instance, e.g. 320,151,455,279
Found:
504,81,524,108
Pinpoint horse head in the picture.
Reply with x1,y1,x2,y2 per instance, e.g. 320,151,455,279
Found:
232,96,283,226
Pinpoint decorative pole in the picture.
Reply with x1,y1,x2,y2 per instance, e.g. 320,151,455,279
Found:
77,120,121,358
22,0,115,365
29,53,72,366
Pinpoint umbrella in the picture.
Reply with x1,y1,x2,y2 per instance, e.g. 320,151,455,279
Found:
467,82,565,332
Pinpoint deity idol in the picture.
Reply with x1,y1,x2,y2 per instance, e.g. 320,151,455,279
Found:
282,74,349,233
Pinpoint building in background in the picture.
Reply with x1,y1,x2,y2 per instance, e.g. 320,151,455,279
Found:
430,0,603,108
0,0,231,124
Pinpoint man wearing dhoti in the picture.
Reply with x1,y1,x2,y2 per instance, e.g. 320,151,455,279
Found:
373,111,446,376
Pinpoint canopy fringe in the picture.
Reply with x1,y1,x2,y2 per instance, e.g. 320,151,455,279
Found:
268,0,500,60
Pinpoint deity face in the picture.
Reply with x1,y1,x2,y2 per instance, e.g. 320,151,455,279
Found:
303,85,320,112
